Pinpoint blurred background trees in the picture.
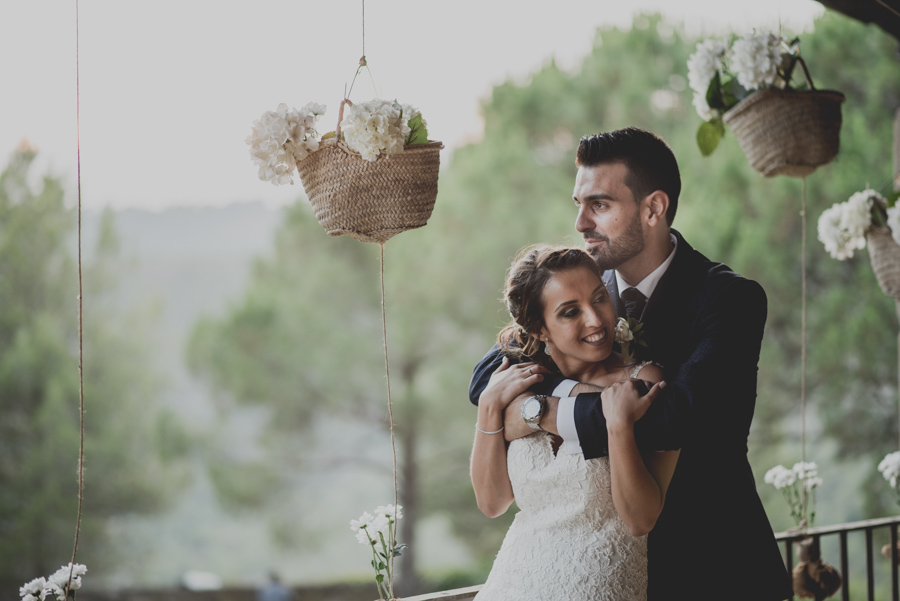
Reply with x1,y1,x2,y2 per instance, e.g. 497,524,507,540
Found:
0,147,191,594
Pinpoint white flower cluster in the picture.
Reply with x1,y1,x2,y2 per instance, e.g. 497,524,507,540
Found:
887,204,900,243
764,461,823,490
686,31,787,121
350,504,403,545
20,564,87,601
879,451,900,487
245,102,326,185
340,100,422,162
730,32,782,91
817,190,879,260
686,39,727,121
765,461,822,528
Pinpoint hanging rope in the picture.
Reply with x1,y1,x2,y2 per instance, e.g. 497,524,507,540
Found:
378,242,399,593
346,0,378,101
800,176,809,527
67,0,87,593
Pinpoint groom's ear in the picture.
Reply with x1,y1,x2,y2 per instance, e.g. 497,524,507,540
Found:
644,190,669,227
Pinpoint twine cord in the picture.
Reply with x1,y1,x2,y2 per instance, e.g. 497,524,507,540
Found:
68,0,87,593
346,0,378,102
800,176,808,527
379,242,399,595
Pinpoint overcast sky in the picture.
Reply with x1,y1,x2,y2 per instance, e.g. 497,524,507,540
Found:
1,0,824,211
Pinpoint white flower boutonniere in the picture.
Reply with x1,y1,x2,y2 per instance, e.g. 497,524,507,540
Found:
614,317,647,364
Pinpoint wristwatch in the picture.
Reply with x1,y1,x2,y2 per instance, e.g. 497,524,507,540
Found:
522,395,546,431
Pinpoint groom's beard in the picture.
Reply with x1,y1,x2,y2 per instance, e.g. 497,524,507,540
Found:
583,213,645,271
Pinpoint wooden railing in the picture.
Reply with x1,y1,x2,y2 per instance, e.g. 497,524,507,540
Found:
406,516,900,601
777,515,900,601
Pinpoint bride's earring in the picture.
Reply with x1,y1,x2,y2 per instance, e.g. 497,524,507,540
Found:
544,339,553,356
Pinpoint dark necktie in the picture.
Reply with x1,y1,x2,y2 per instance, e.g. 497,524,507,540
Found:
620,287,647,320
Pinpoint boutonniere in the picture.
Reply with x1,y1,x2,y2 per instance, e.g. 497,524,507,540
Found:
615,317,648,364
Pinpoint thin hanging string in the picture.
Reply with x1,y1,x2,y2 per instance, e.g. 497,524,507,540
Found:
800,176,808,528
346,0,378,101
876,0,900,19
379,242,399,594
68,0,86,590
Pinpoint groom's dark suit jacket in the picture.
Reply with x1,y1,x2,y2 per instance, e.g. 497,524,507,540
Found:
469,230,792,601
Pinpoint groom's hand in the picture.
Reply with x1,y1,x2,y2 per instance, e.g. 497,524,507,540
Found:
504,393,560,441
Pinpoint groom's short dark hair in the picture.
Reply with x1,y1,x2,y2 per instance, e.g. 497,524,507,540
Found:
576,127,680,225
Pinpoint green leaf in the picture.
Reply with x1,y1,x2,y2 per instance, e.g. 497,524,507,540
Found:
393,543,408,557
321,131,336,141
705,72,726,111
887,191,900,208
375,574,385,584
406,114,429,146
696,119,724,157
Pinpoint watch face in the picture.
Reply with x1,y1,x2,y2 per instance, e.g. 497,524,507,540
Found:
523,397,541,420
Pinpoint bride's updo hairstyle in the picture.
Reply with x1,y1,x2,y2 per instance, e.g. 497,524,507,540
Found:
499,245,604,370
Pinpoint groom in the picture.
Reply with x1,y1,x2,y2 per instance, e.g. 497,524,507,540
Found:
469,127,792,600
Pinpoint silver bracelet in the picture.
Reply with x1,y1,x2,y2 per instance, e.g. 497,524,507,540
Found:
475,423,505,435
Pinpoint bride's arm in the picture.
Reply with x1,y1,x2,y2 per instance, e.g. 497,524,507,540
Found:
470,357,541,518
603,364,680,536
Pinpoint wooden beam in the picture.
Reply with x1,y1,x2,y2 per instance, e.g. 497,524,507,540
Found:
815,0,900,42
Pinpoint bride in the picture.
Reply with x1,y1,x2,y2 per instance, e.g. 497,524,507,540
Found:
470,245,680,601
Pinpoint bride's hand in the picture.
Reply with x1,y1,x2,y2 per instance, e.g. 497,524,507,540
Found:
601,379,665,433
480,357,545,411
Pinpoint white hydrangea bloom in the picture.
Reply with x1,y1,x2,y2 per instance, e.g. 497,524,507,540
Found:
370,514,390,535
614,318,634,343
47,564,87,595
792,461,819,481
730,32,782,91
350,511,374,531
375,503,403,521
19,577,47,601
687,38,727,97
245,102,325,185
804,476,824,490
691,91,718,121
341,100,413,162
818,191,876,260
879,451,900,487
886,204,900,246
355,529,373,545
764,464,796,489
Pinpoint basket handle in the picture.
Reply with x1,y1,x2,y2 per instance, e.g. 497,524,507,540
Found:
335,98,353,140
792,56,817,91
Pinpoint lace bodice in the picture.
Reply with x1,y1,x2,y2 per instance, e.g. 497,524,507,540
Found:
475,432,648,600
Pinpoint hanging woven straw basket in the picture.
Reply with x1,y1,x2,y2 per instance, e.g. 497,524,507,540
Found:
867,226,900,300
296,99,443,244
722,58,845,178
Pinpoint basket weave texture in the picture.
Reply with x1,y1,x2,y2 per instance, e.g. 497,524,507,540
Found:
867,226,900,300
296,139,443,243
722,89,845,178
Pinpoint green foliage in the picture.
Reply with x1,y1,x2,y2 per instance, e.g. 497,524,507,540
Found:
0,150,190,591
406,114,429,145
696,118,724,156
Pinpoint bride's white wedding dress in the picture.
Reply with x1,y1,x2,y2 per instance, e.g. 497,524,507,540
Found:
475,429,648,600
